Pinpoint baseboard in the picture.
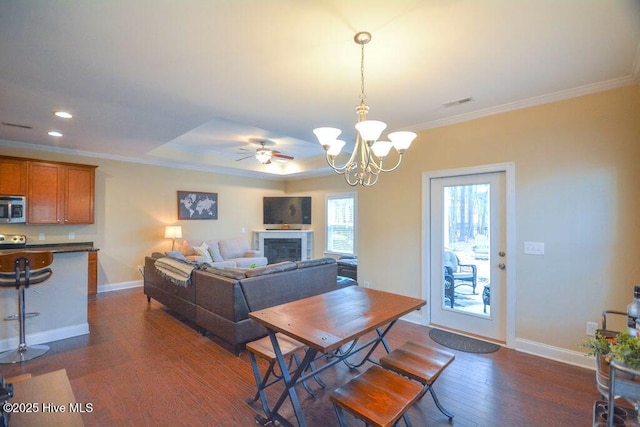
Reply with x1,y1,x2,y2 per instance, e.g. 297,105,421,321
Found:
401,311,423,325
514,337,595,370
98,280,142,293
0,323,89,352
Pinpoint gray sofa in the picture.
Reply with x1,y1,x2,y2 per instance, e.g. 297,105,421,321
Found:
144,255,352,354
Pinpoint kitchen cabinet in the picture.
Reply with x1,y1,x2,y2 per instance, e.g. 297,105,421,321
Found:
0,157,27,195
27,160,96,224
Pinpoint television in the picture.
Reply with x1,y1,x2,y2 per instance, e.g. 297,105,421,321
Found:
263,197,311,225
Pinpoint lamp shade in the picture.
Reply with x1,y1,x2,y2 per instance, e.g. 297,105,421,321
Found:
388,131,417,153
313,127,342,148
164,226,182,239
355,120,386,142
327,139,346,157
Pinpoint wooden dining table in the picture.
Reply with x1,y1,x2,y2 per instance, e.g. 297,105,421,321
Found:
248,285,426,427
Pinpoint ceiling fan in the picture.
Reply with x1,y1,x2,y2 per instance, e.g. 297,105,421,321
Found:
236,140,294,165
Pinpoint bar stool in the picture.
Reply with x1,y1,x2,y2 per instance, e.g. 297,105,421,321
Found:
0,251,54,364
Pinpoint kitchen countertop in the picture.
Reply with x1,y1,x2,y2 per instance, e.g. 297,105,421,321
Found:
0,242,97,254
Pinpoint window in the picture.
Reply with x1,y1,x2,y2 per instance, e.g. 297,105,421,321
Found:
326,193,356,255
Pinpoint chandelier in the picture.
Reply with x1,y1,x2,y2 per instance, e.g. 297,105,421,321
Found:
313,31,417,187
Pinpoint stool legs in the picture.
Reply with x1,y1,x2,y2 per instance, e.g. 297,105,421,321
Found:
0,287,49,364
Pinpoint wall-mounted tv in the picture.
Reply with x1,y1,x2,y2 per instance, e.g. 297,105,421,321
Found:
263,197,312,225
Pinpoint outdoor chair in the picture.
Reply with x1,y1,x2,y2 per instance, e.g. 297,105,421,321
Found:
443,250,478,294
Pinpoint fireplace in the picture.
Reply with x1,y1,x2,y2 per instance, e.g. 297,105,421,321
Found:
264,238,302,264
254,230,313,262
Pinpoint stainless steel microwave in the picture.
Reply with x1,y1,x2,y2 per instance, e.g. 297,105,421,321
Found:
0,196,26,223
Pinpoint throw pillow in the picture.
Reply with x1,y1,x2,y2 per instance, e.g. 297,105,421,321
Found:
206,241,224,262
192,242,213,263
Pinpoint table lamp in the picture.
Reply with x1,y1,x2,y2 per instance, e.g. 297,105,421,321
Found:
164,225,182,250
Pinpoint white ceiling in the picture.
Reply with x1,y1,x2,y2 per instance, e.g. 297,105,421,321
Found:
1,1,639,179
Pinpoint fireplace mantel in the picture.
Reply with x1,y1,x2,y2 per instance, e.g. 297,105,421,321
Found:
253,230,313,262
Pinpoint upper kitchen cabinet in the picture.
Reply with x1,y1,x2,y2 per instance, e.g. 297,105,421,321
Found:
0,157,27,195
27,160,97,224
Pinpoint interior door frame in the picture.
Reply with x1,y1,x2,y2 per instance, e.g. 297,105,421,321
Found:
421,162,516,348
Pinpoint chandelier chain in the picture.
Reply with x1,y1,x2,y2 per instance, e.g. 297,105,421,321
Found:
359,42,366,104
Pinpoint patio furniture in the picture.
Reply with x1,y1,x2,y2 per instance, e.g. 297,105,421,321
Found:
444,250,478,294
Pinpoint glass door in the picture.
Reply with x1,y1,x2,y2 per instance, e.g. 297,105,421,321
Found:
429,172,506,341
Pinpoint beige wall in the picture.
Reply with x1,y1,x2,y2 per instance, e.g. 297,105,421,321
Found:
292,84,640,352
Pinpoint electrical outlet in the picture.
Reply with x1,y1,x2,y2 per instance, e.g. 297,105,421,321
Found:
363,281,370,288
586,321,598,337
39,233,45,241
68,231,75,240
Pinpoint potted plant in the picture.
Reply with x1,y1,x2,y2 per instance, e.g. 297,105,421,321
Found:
582,331,640,396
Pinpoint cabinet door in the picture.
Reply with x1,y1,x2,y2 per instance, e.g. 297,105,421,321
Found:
27,162,64,224
0,158,27,195
64,165,95,224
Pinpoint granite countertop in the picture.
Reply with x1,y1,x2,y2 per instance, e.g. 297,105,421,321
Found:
0,242,97,254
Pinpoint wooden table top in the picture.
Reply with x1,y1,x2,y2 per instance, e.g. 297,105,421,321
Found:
8,369,85,427
249,286,425,353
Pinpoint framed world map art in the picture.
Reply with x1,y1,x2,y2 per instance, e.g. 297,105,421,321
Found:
177,191,218,220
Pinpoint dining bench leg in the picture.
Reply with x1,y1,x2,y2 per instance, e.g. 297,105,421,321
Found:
246,333,322,417
379,340,455,420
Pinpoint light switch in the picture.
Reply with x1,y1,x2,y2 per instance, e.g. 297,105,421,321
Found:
524,241,544,255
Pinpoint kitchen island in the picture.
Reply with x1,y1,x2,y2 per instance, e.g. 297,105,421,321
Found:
0,243,96,353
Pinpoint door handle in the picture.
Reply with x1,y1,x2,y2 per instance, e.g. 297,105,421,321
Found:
498,262,506,270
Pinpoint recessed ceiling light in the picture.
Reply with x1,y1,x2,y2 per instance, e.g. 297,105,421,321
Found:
48,131,63,137
53,111,73,119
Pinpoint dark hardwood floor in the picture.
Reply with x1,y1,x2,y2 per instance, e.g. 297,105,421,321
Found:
1,288,600,426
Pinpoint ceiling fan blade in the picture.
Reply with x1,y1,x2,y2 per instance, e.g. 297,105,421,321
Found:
272,152,294,160
235,154,254,161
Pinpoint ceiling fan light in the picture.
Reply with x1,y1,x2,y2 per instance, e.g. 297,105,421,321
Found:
355,120,386,142
255,149,272,164
388,131,417,153
327,139,346,157
313,127,342,149
371,140,392,158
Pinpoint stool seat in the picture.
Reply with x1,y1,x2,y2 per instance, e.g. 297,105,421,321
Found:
380,341,455,419
0,251,54,364
330,365,423,427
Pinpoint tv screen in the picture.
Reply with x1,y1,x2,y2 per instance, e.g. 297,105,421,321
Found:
263,197,312,225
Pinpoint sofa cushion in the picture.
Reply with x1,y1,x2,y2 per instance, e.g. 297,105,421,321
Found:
244,261,297,278
296,257,336,269
204,266,246,280
234,257,269,268
219,238,250,260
